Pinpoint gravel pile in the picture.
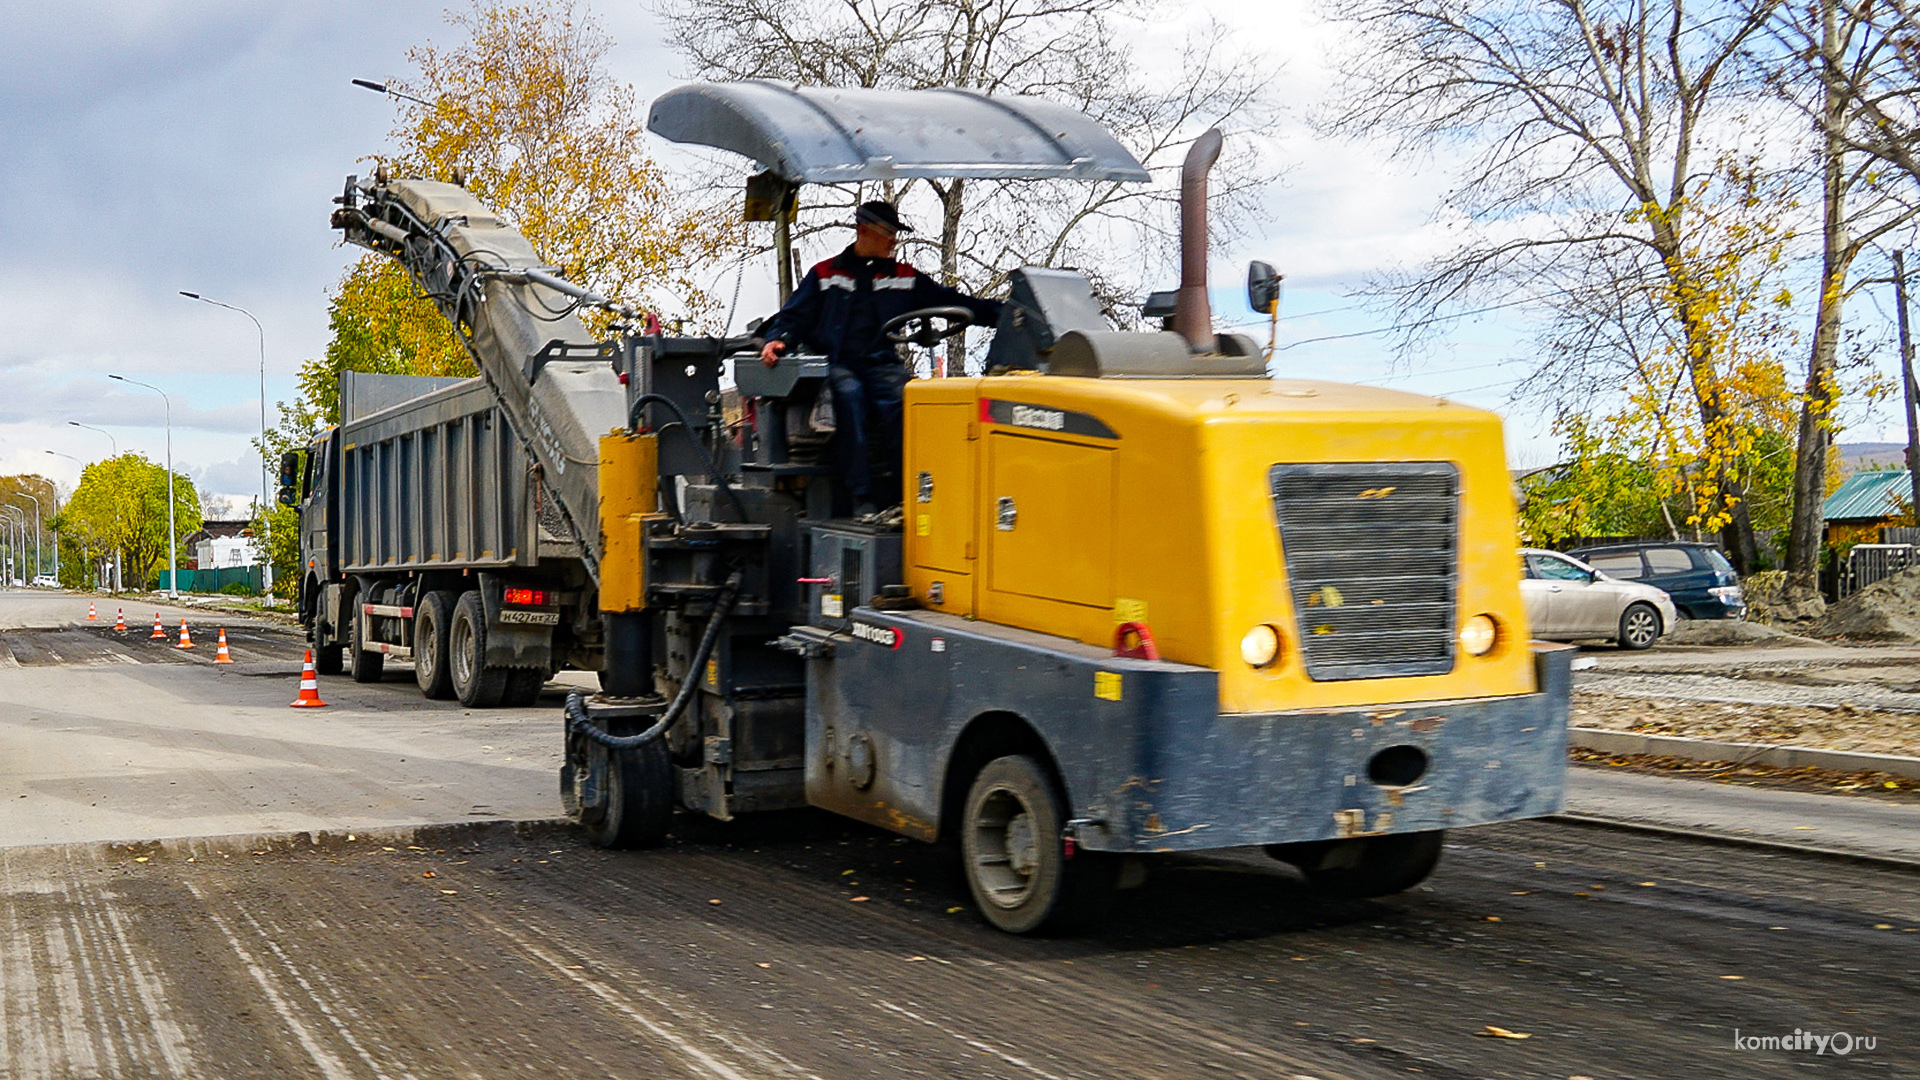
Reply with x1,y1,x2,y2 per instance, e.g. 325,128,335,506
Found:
1662,619,1822,646
1814,566,1920,641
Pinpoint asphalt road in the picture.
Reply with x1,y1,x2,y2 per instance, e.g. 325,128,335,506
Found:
3,590,1916,1078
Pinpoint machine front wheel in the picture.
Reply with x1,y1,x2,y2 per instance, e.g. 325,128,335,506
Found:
960,755,1112,934
1266,830,1445,899
346,597,384,684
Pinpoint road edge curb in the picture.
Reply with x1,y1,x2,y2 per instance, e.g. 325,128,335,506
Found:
1547,812,1920,874
1569,726,1920,781
1,817,577,861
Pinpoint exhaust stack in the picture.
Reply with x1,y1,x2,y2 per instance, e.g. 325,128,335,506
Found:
1172,127,1223,352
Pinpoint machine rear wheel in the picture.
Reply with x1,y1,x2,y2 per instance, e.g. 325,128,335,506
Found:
1266,830,1445,899
347,597,384,683
413,590,457,699
450,591,507,707
579,738,673,849
960,755,1113,934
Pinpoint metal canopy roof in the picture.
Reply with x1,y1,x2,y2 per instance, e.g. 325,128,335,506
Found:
647,81,1151,184
1823,469,1914,521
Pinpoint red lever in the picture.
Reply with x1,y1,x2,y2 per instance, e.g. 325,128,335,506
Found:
797,577,833,584
1113,621,1160,660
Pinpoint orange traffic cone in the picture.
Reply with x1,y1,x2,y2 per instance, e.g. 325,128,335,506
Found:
113,608,127,632
175,618,195,650
150,613,166,639
214,629,233,663
289,650,328,708
86,602,97,621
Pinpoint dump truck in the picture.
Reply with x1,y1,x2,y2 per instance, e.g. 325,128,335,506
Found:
301,80,1572,933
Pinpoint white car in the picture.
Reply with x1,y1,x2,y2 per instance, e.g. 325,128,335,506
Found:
30,575,57,588
1520,548,1677,650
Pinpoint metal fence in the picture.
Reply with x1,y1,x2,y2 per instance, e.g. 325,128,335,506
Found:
1839,543,1917,599
155,566,265,594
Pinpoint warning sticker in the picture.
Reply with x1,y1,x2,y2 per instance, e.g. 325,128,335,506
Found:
1093,671,1122,701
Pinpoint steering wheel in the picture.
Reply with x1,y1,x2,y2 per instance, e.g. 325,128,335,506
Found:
880,306,975,349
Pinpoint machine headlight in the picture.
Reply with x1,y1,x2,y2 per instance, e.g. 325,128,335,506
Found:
1240,624,1282,667
1458,614,1498,656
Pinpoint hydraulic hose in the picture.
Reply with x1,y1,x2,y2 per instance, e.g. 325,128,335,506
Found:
628,392,747,522
565,571,743,750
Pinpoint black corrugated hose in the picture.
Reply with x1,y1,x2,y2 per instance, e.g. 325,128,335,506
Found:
565,571,743,750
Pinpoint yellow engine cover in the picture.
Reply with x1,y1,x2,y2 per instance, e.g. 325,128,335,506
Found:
901,375,1535,713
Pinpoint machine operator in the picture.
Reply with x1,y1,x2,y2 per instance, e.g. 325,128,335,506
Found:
758,201,1002,515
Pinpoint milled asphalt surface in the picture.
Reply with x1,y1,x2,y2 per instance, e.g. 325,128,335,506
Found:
3,589,1917,1077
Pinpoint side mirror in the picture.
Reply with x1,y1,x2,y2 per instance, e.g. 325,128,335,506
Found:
276,450,302,506
1247,260,1281,316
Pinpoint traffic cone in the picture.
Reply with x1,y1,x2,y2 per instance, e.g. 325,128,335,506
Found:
214,629,233,663
289,650,328,708
150,613,166,639
113,609,127,632
175,618,195,650
87,602,97,621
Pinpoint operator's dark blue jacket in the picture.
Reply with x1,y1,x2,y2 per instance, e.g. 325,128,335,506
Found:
760,245,1003,367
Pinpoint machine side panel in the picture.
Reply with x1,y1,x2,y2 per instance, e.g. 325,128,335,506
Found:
805,610,1569,852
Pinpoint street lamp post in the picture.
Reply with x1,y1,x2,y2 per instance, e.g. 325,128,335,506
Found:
43,450,80,585
179,291,272,589
12,491,41,580
108,374,178,598
0,508,22,586
65,425,121,589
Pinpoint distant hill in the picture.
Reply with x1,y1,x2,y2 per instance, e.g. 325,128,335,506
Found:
1836,442,1910,474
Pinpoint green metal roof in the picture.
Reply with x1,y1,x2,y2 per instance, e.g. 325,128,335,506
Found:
1823,469,1913,521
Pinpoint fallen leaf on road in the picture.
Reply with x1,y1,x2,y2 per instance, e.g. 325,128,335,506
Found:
1874,923,1894,930
134,857,149,863
1479,1026,1530,1040
422,871,436,878
1485,916,1502,922
756,963,771,968
439,889,457,895
1511,890,1531,895
905,956,927,962
1719,975,1743,980
1795,826,1816,831
850,896,870,902
946,906,964,914
842,869,856,875
709,899,722,905
1638,881,1656,886
1352,1037,1375,1044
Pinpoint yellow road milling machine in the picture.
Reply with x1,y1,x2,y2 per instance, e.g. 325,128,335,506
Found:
307,81,1571,933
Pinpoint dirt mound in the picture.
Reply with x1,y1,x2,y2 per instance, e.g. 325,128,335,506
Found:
1813,566,1920,641
1662,619,1823,647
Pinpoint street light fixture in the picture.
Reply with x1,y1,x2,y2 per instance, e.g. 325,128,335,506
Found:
108,374,179,599
352,78,434,109
180,290,272,590
68,421,118,457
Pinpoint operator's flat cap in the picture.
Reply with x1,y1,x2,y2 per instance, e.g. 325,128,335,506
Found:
855,200,913,233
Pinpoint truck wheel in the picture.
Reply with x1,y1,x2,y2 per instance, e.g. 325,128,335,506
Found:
502,668,546,707
1618,602,1661,650
581,738,673,849
450,591,507,707
413,590,457,699
314,644,344,676
347,599,384,684
1266,830,1445,900
960,755,1113,934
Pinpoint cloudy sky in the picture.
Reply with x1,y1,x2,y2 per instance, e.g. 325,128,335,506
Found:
2,0,1892,511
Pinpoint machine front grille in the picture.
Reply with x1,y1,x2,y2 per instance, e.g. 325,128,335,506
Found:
1270,462,1460,681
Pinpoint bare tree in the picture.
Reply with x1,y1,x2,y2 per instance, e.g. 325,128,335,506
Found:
1320,0,1780,571
654,0,1280,370
1765,0,1919,602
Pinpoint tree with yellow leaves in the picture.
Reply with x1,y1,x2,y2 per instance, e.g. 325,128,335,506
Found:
296,0,732,425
